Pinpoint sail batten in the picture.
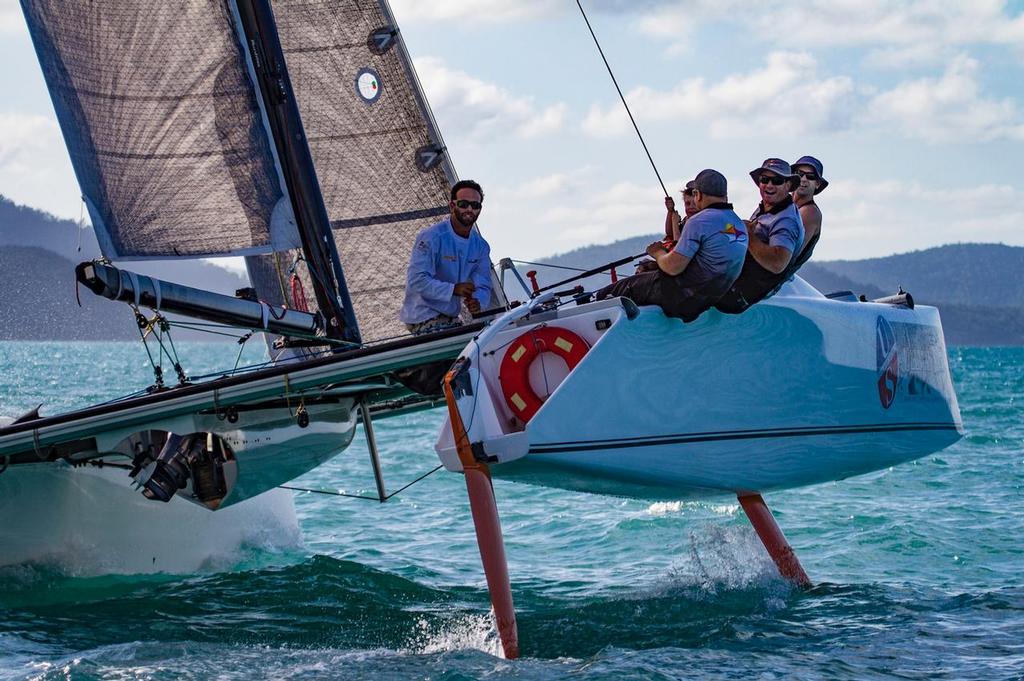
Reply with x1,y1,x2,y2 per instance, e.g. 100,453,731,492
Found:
330,206,449,231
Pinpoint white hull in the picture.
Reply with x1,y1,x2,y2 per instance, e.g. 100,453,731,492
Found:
438,277,963,500
0,462,299,574
0,326,476,572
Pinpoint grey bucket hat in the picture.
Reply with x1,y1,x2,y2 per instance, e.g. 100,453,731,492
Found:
791,155,829,194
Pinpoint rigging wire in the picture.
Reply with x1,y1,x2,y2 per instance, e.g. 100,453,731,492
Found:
279,463,443,502
575,0,669,198
76,199,85,254
512,259,589,274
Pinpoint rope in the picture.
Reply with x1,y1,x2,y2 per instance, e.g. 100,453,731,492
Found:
273,252,291,307
76,200,85,254
278,463,443,501
160,319,187,384
575,0,669,198
290,274,309,312
233,333,253,371
512,259,589,274
534,252,646,295
132,306,164,389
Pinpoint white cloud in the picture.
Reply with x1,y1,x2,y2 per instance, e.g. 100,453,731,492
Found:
482,167,1024,264
390,0,560,23
0,112,80,219
770,0,1024,50
414,56,566,140
0,0,23,34
483,171,676,260
582,52,856,140
582,49,1024,145
390,0,683,24
634,1,1024,57
394,0,1024,60
811,178,1024,260
865,55,1024,143
862,43,948,70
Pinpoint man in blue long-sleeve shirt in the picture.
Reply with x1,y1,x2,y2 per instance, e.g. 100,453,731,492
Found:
399,179,493,335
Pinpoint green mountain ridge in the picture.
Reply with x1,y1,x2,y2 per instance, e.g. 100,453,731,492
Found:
538,236,1024,346
2,196,1022,345
1,195,246,342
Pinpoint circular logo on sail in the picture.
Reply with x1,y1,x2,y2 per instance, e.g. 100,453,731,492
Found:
356,68,382,104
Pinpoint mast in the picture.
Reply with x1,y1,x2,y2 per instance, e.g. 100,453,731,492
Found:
232,0,361,345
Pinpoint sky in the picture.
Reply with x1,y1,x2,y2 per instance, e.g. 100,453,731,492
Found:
2,0,1024,268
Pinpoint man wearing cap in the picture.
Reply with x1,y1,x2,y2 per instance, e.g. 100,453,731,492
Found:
790,155,828,269
715,158,805,314
596,169,747,322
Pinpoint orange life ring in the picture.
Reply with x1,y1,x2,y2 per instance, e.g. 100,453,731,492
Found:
498,326,589,423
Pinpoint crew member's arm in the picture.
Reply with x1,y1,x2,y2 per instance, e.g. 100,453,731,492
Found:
406,232,461,303
797,203,822,253
745,218,797,274
465,240,494,314
664,197,681,241
746,239,792,274
645,241,691,276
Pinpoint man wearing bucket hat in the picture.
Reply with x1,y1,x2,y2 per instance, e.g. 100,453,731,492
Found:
597,169,747,322
714,158,805,314
790,155,827,269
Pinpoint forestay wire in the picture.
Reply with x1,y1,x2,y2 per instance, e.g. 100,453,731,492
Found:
575,0,669,198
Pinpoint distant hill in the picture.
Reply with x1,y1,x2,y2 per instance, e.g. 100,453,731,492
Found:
537,236,1024,346
3,195,1023,345
0,246,137,340
812,243,1024,309
0,195,246,296
1,195,247,341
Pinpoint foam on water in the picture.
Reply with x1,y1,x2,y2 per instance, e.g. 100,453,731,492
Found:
406,612,505,658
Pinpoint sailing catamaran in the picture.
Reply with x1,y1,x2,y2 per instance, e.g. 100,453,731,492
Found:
2,0,963,660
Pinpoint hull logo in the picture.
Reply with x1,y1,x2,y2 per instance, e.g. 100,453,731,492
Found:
876,316,898,409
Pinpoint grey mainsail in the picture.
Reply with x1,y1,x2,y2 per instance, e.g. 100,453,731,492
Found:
25,0,504,345
20,0,294,260
254,0,500,343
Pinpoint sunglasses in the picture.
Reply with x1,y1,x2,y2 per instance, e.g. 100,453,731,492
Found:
454,199,482,210
682,189,697,197
796,170,819,181
758,175,789,187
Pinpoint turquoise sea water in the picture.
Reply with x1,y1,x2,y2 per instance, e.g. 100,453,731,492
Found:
0,342,1022,680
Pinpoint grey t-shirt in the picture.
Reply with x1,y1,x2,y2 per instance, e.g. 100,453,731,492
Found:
672,203,748,294
749,200,804,266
